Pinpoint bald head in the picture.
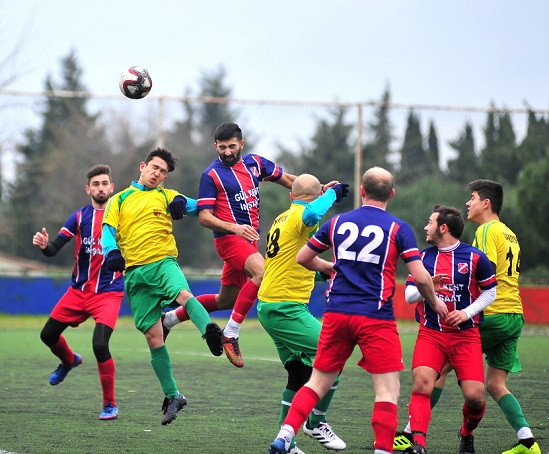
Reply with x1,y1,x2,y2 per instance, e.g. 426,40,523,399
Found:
291,174,322,201
362,167,395,202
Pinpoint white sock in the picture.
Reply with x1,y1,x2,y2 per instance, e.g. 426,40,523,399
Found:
223,318,241,339
162,310,179,330
278,425,295,449
404,421,412,433
517,427,534,440
374,450,392,454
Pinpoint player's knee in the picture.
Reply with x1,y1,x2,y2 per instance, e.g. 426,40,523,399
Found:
40,328,58,347
92,324,113,362
285,360,312,392
92,341,111,362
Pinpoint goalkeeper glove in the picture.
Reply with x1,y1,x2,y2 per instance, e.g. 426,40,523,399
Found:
106,250,125,272
169,196,187,220
331,183,350,203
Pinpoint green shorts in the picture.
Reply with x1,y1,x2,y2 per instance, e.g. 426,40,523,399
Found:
124,257,190,334
480,313,524,373
257,301,321,367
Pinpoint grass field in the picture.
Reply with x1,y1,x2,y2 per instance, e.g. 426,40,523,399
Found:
0,315,547,454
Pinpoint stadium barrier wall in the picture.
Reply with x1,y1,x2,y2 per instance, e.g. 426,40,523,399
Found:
1,277,548,324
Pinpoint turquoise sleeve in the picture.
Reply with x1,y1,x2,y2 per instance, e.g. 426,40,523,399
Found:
101,224,118,256
302,189,337,226
185,197,198,217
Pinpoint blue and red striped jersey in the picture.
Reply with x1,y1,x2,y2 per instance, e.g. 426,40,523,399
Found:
307,205,422,320
58,205,123,293
408,241,496,332
197,154,283,238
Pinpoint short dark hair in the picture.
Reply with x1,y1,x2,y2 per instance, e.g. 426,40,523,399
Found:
362,167,394,201
145,147,177,173
214,122,242,142
432,205,464,239
86,164,111,183
467,179,503,215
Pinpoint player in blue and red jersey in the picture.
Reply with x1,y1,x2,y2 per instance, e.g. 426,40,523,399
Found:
268,167,447,454
399,205,496,454
162,122,298,367
32,165,123,420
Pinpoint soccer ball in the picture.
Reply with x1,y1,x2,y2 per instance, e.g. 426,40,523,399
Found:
119,66,152,99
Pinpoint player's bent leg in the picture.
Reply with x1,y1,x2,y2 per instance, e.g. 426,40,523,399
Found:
50,353,82,386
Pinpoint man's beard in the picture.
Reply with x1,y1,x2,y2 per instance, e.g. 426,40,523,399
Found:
220,149,242,167
426,230,442,246
92,193,110,204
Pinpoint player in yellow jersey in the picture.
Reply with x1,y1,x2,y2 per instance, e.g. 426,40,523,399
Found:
466,180,540,454
257,174,349,453
394,179,541,454
101,148,223,426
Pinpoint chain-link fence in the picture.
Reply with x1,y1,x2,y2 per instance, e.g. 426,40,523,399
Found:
2,89,547,197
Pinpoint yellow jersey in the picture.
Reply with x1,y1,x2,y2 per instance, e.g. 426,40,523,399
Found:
103,185,181,268
472,220,522,315
258,203,318,304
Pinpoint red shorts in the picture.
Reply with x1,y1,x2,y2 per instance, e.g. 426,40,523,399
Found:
214,235,259,288
412,326,484,383
50,287,123,330
314,312,404,374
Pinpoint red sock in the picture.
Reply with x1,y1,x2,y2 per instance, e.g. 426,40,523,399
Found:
283,386,320,434
97,358,116,406
409,391,431,447
461,401,486,436
49,336,75,366
174,294,218,322
231,281,259,324
197,294,219,313
372,401,398,452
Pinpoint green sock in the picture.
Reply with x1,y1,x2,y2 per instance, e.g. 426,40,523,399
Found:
498,393,529,432
308,375,340,427
150,345,178,398
280,388,296,426
184,297,211,335
430,386,444,408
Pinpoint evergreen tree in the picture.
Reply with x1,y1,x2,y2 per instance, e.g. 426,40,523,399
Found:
515,155,549,273
478,107,520,184
164,66,239,270
397,110,426,185
426,120,442,177
517,110,549,167
276,106,354,213
362,87,394,172
495,111,520,184
446,122,478,184
3,50,112,264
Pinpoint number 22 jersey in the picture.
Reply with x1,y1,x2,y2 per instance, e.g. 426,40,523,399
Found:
307,205,422,320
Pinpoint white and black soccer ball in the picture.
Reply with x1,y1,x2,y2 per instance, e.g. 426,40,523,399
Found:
119,66,152,99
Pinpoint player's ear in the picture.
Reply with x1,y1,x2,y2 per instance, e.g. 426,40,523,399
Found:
389,188,395,199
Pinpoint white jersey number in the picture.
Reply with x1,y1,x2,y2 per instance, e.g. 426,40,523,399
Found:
336,222,384,264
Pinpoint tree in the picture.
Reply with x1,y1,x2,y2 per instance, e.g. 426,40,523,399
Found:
362,86,394,172
276,106,354,214
446,122,479,184
517,110,549,167
495,111,520,184
2,50,113,264
514,155,549,274
164,65,240,270
426,120,442,177
478,107,520,184
397,110,426,185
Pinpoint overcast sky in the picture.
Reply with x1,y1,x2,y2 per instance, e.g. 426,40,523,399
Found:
3,0,548,107
1,0,549,178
